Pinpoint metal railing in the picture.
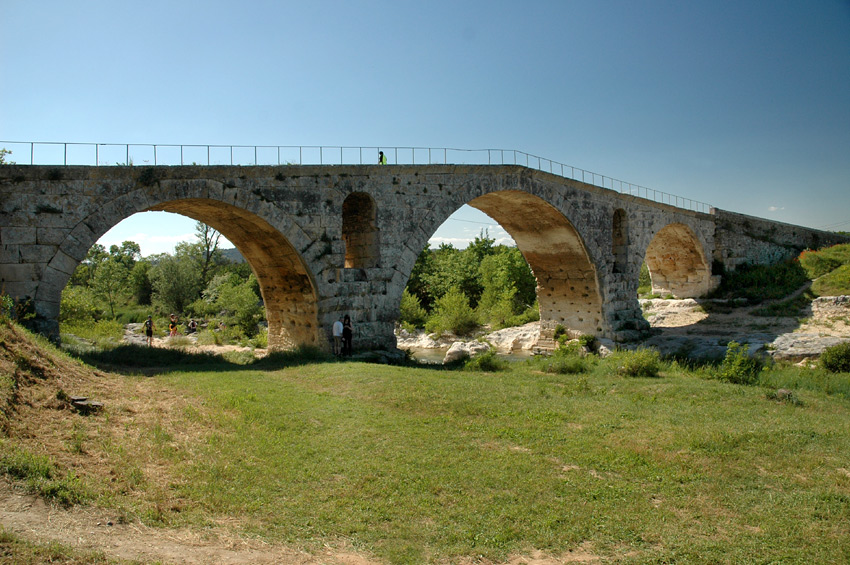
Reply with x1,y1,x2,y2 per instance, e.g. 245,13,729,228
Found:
0,140,712,213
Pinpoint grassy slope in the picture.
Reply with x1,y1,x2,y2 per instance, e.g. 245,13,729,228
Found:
2,320,850,563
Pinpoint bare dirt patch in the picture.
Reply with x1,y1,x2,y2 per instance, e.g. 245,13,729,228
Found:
1,479,376,564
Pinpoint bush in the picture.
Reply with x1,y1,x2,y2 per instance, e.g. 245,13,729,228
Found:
821,342,850,373
464,349,509,372
637,262,652,296
711,260,808,303
400,289,428,328
425,287,478,336
60,286,101,323
505,301,540,327
718,341,764,385
612,348,661,378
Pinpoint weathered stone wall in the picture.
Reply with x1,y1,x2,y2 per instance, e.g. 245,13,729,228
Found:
713,209,849,271
4,163,834,351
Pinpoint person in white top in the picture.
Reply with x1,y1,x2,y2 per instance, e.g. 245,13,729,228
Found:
332,317,344,355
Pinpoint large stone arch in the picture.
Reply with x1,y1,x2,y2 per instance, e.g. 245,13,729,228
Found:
467,190,603,340
643,222,713,298
38,189,319,350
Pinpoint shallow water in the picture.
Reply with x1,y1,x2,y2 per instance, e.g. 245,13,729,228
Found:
406,347,534,365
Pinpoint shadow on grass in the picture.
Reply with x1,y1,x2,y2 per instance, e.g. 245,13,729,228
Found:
70,343,342,375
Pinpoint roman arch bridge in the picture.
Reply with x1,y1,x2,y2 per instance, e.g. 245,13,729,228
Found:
1,163,844,351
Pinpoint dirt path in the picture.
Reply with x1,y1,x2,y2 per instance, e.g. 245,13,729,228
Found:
0,480,377,564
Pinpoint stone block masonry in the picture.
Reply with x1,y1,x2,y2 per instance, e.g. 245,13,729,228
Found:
1,164,846,350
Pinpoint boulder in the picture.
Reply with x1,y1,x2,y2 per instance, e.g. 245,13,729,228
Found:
443,341,491,364
486,322,540,352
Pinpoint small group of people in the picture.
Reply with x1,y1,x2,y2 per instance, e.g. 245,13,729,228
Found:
332,314,353,355
143,314,198,346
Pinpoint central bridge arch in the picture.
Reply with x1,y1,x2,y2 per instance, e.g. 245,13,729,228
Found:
148,199,319,349
467,190,603,338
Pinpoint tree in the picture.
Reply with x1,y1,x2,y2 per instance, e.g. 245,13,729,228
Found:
150,253,203,314
194,221,223,288
69,244,109,287
129,260,153,305
91,259,129,318
109,241,141,270
215,275,264,336
0,148,11,164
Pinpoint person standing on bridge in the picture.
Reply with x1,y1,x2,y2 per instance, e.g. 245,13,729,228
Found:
378,150,387,165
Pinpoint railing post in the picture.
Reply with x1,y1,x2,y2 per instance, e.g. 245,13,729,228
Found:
65,143,68,166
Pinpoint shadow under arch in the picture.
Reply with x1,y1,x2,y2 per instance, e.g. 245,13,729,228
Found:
644,222,713,298
148,198,320,349
467,190,602,340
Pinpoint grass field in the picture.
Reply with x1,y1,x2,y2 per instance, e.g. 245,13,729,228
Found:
2,319,849,564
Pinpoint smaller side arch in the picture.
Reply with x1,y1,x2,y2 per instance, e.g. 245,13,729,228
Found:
612,208,628,274
644,223,713,298
342,192,381,269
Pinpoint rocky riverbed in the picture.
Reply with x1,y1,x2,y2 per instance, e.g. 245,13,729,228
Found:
397,295,850,364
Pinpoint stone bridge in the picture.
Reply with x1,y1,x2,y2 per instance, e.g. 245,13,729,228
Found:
1,164,846,351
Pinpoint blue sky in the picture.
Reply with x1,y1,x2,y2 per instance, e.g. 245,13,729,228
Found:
2,0,848,256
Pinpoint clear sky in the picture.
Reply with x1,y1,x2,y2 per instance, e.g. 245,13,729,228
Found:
2,0,848,256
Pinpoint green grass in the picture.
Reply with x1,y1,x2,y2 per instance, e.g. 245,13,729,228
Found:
80,355,848,564
0,528,135,564
0,442,88,506
813,263,850,296
6,323,850,563
799,243,850,279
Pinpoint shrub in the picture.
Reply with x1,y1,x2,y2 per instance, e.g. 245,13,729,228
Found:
578,334,597,350
59,286,100,323
464,349,509,372
718,341,764,385
251,327,269,349
425,287,478,336
400,289,428,328
637,262,652,296
505,301,540,327
711,259,808,303
821,342,850,373
613,348,661,378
